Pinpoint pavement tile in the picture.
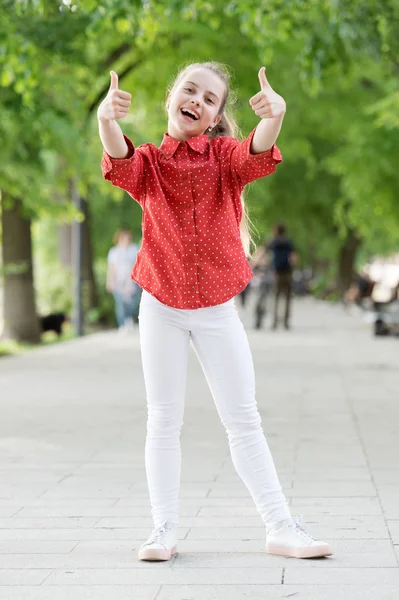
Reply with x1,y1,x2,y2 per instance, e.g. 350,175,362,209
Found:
386,521,399,544
0,542,77,554
16,506,199,518
0,528,189,542
290,497,382,515
156,585,399,600
284,567,399,584
0,552,156,569
43,568,283,585
0,518,99,529
0,509,21,518
185,527,265,540
172,551,397,568
0,586,160,599
26,498,118,508
291,468,371,482
0,570,51,585
290,482,377,497
177,537,395,555
95,516,266,529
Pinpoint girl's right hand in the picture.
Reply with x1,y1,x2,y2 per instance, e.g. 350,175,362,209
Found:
97,71,132,122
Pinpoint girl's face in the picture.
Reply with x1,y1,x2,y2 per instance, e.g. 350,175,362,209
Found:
167,68,226,141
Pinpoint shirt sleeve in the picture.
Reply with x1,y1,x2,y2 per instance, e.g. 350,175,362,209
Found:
101,135,146,206
225,128,283,187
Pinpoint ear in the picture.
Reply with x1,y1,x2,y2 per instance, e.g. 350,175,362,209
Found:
211,114,222,128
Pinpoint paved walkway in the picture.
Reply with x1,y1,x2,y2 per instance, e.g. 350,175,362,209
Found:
0,296,398,599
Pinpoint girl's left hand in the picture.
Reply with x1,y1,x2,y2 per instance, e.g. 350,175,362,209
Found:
249,67,286,119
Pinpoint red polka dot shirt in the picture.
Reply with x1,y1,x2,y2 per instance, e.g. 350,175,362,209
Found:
101,128,282,309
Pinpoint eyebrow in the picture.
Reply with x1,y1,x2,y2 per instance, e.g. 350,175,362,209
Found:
185,81,220,102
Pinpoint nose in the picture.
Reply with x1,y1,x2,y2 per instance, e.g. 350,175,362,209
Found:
190,97,200,107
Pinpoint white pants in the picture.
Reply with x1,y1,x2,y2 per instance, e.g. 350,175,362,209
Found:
139,290,291,529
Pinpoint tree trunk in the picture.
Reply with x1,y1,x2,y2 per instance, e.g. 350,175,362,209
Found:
81,197,98,309
337,229,361,296
1,195,41,343
58,223,72,267
57,192,98,310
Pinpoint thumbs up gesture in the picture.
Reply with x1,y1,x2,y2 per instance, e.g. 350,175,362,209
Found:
97,71,132,122
249,67,286,120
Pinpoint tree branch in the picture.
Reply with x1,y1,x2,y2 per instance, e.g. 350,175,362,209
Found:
86,57,145,120
103,43,131,69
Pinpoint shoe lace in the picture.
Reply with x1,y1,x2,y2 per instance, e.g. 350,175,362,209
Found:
147,521,174,546
292,515,316,544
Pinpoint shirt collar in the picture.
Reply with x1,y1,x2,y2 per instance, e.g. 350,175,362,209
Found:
159,133,209,159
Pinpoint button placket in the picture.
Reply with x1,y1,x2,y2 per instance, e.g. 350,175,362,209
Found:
180,152,200,301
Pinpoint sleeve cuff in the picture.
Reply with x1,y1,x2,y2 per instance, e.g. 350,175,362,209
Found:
102,135,135,177
246,128,283,162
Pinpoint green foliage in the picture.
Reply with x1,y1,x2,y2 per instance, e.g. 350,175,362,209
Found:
33,219,74,315
91,259,118,326
1,0,399,322
0,330,76,358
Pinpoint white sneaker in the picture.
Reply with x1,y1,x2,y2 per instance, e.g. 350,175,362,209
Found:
138,521,178,561
266,516,332,559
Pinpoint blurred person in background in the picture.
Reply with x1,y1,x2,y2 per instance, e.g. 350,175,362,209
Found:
106,229,141,332
344,268,375,308
253,224,297,330
250,246,274,329
268,223,297,329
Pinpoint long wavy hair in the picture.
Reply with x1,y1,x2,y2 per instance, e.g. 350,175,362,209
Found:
167,61,255,257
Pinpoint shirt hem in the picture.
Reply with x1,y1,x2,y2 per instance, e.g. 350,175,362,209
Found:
131,274,253,310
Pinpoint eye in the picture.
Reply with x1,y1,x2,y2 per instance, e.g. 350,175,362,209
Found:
184,87,193,93
206,97,214,104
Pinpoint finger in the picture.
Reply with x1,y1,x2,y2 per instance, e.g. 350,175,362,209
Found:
116,90,132,101
109,70,119,91
250,97,269,110
249,91,265,106
115,111,128,119
255,107,274,119
258,66,271,91
115,98,131,109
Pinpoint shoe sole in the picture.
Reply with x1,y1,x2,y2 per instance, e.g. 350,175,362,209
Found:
266,543,332,559
138,545,177,561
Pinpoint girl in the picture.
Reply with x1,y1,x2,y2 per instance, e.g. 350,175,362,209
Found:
98,62,332,561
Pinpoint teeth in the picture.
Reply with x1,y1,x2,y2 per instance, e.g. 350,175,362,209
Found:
182,108,198,120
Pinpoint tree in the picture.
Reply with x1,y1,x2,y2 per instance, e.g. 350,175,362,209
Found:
1,196,40,343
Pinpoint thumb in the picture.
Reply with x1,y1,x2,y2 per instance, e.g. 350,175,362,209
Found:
258,66,270,91
109,70,119,91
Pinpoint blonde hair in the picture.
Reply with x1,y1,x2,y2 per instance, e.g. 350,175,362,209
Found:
168,61,255,257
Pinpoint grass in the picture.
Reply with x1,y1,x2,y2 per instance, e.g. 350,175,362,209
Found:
0,339,33,357
0,326,77,358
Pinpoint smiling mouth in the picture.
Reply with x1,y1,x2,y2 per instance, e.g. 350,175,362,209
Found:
181,108,199,121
